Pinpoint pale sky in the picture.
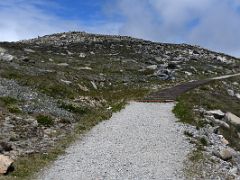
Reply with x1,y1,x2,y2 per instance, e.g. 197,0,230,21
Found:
0,0,240,57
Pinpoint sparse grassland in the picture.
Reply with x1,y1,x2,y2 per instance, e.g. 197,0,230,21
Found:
1,87,149,180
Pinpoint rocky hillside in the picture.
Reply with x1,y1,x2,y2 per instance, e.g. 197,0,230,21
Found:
0,31,239,178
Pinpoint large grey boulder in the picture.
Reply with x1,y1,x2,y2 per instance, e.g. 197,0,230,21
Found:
0,53,14,62
225,112,240,126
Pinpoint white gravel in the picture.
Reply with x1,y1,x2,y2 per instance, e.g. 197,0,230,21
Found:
38,102,193,180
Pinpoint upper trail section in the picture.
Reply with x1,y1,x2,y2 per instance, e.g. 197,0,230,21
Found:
141,73,240,102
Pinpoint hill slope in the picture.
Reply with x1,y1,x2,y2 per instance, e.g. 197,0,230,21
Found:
0,32,239,178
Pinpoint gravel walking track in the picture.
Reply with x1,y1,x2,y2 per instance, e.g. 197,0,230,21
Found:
38,102,193,180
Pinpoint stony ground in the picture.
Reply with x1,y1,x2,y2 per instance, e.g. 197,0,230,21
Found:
38,102,193,180
0,31,239,178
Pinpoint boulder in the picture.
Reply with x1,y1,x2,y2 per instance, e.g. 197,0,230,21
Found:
213,148,233,161
0,54,14,62
206,110,225,119
79,53,86,58
225,112,240,126
227,89,235,96
205,115,230,129
0,155,13,174
218,135,229,145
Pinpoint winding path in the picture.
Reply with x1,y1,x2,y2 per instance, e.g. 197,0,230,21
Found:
38,102,193,180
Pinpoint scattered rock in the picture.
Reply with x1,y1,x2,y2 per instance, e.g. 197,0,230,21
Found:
91,81,98,90
24,48,35,53
227,89,235,96
0,54,14,62
67,50,74,55
60,79,72,85
218,135,229,145
0,47,6,53
79,53,86,58
205,115,230,129
78,67,92,70
0,155,14,174
184,71,192,76
78,84,89,92
236,93,240,99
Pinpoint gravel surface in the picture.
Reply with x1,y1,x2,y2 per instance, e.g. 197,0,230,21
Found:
38,102,193,180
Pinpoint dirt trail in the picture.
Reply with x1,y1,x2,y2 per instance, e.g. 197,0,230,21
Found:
142,73,240,102
38,102,193,180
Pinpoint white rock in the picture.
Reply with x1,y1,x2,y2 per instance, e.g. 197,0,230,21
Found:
218,135,229,145
67,50,74,55
0,155,13,174
184,71,192,76
78,67,92,70
0,54,14,62
225,112,240,126
91,81,98,90
57,63,69,66
79,53,86,58
227,89,235,96
60,79,72,85
78,84,89,92
217,56,230,64
0,47,6,53
213,148,232,161
146,65,157,70
229,167,238,175
206,110,225,119
235,93,240,99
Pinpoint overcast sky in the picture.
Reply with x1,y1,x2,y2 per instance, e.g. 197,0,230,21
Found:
0,0,240,57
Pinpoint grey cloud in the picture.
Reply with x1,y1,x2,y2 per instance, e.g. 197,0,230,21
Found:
111,0,240,57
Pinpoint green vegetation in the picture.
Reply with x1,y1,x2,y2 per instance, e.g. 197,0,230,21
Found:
173,77,240,150
3,107,111,180
199,137,208,146
36,115,54,127
0,96,22,114
7,105,22,114
0,96,18,105
2,87,149,180
59,102,89,114
173,98,194,124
